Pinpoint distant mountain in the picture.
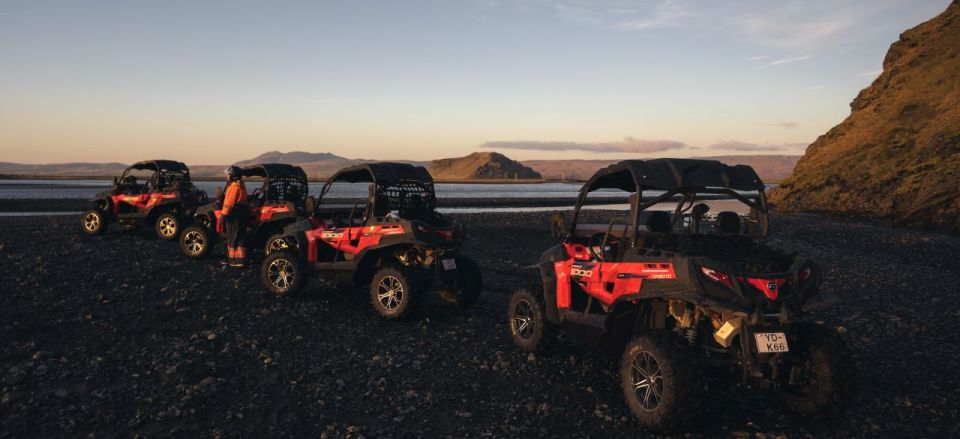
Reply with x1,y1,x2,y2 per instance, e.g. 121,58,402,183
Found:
0,151,796,182
230,150,361,178
524,155,801,183
234,150,348,166
770,1,960,231
429,152,542,180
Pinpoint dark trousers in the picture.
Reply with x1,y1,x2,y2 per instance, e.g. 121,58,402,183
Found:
224,204,249,250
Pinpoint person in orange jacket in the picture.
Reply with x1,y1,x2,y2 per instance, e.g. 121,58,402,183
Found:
221,166,249,267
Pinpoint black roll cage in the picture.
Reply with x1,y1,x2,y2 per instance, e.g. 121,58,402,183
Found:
568,172,770,245
118,161,191,192
316,164,438,219
239,164,309,208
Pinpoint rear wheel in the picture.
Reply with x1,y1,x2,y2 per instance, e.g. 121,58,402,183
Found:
261,251,306,297
155,213,180,240
81,210,107,235
438,255,482,308
370,267,414,319
507,287,552,353
620,331,703,433
264,234,290,255
179,225,214,259
779,323,855,415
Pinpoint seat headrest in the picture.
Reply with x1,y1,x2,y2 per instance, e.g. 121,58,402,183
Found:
715,211,741,234
646,211,672,234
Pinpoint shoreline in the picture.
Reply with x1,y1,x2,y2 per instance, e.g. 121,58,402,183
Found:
0,174,573,184
0,197,624,213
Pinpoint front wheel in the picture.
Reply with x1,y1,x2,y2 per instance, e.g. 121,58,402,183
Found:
779,323,855,415
155,213,180,240
261,251,307,297
507,287,552,353
438,255,482,308
369,267,415,319
179,224,215,259
620,331,704,433
81,209,107,235
264,234,290,255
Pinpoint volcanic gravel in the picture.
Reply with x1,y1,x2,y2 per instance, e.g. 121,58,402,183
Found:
1,211,959,437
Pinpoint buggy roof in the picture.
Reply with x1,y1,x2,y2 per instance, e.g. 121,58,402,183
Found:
583,158,765,192
326,162,433,185
240,163,307,180
127,160,189,172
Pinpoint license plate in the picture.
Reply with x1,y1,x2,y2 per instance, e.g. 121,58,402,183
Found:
441,258,457,271
754,332,789,353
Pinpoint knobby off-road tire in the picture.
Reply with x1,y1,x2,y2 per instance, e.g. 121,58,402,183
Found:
370,266,415,319
261,251,307,297
81,210,107,235
620,331,704,433
507,287,553,353
179,225,215,259
264,234,290,255
780,322,856,415
155,213,180,240
438,255,482,308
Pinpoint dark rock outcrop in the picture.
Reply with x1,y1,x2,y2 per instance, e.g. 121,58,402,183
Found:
770,1,960,232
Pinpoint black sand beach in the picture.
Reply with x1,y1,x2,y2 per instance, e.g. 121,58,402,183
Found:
1,209,958,437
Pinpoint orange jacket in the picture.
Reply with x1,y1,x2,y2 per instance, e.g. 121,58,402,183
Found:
221,181,247,215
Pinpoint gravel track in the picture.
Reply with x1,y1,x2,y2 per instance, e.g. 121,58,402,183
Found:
1,212,958,437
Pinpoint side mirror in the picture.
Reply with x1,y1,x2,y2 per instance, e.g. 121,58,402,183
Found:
305,195,316,212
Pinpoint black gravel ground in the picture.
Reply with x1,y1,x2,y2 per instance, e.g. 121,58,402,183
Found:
1,212,959,438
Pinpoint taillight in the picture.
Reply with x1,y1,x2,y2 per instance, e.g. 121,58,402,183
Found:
700,266,734,288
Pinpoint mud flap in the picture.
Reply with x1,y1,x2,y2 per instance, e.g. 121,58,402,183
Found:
539,261,560,323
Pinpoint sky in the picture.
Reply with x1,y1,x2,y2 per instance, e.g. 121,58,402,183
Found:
0,0,952,164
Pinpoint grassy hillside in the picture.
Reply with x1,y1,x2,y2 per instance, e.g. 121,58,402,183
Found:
428,151,542,180
769,1,960,232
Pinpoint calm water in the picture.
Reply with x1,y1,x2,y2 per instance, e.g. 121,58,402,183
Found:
0,179,603,200
0,179,772,216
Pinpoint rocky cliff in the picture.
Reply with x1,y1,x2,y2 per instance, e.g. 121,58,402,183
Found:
769,1,960,231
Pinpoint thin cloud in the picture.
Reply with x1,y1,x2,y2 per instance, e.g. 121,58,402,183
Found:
480,137,687,153
859,69,883,77
614,0,702,30
555,3,602,25
768,56,811,66
542,1,875,51
747,55,769,61
764,122,799,129
708,141,806,152
807,85,826,90
734,14,852,50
